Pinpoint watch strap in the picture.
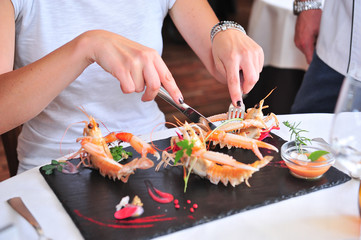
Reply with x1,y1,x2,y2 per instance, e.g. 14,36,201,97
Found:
293,1,322,15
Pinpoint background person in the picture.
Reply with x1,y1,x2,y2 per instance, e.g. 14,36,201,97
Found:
291,0,360,113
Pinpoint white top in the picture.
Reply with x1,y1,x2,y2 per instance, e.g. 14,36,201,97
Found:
11,0,176,172
316,0,361,80
0,114,359,240
248,0,361,76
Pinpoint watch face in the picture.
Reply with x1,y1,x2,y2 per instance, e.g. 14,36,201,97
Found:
293,1,300,15
293,3,297,15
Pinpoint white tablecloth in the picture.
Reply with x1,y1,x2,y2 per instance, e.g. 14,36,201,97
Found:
248,0,309,70
0,114,359,240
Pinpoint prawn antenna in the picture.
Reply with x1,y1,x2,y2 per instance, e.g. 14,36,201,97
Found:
150,121,177,152
77,106,90,119
263,87,277,100
60,120,87,156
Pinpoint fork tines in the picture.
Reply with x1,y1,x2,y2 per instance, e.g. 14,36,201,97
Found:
227,103,245,120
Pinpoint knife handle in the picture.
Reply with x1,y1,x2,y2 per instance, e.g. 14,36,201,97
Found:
7,197,43,234
157,87,188,112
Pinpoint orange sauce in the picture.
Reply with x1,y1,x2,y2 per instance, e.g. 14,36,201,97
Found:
285,155,331,179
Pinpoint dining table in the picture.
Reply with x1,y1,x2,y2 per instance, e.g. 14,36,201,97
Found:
0,113,359,240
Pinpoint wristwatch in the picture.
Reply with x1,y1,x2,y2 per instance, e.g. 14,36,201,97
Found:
293,0,322,15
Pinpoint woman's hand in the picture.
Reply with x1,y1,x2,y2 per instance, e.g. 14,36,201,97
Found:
294,10,322,64
211,29,264,106
0,27,183,134
170,0,264,107
82,30,183,103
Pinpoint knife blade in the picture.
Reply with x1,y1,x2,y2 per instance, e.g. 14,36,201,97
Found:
157,87,217,130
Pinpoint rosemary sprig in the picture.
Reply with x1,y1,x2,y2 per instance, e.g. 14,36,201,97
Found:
283,121,311,153
283,121,329,161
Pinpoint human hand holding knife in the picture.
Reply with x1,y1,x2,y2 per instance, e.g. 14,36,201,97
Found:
157,87,217,130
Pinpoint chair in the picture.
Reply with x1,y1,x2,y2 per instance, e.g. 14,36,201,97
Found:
1,126,22,177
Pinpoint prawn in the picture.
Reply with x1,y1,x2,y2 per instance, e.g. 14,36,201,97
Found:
72,108,158,182
156,123,275,188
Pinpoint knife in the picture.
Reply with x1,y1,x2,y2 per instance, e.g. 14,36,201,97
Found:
7,197,51,239
157,87,217,130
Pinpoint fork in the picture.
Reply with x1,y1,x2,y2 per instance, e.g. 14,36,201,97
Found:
227,102,245,120
7,197,52,240
227,71,246,120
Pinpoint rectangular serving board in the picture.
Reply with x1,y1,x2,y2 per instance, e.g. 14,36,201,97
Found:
40,133,351,240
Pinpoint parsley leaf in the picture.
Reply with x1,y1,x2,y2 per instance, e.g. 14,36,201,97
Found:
308,150,329,161
41,160,66,175
174,139,194,165
110,145,133,162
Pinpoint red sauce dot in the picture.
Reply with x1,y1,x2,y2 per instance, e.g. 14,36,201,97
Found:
187,200,191,204
193,203,198,209
175,204,180,209
174,199,179,205
190,207,194,213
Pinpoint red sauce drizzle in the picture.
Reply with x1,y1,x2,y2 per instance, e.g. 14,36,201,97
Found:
74,209,153,228
268,160,287,168
74,210,176,229
145,180,174,203
111,214,176,223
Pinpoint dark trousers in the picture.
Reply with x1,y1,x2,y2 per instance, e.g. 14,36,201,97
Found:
291,52,345,113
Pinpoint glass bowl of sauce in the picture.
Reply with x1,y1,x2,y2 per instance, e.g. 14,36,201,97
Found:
281,140,335,180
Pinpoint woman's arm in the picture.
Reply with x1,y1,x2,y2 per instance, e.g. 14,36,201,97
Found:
169,0,264,107
0,0,92,133
0,0,182,134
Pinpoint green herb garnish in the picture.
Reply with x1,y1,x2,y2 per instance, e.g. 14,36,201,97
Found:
283,121,329,161
308,150,329,161
183,160,197,193
41,160,66,175
110,145,133,162
204,118,243,143
174,139,194,165
283,121,311,151
172,139,195,192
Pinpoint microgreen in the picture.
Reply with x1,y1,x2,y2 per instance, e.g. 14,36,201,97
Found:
283,121,329,161
172,139,195,192
204,118,243,143
41,160,67,175
110,145,133,162
174,139,194,165
183,160,197,193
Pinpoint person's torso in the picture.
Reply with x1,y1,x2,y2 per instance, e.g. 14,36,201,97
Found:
317,0,361,80
11,0,175,171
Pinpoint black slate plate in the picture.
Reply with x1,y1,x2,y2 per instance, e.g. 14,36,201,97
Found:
40,133,351,240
